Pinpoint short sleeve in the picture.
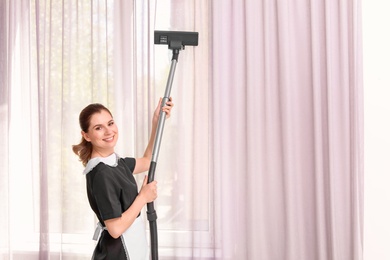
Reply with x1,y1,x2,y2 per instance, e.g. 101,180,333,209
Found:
123,157,136,173
86,157,139,224
92,168,123,221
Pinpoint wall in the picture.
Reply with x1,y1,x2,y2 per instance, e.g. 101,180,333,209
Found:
363,1,390,259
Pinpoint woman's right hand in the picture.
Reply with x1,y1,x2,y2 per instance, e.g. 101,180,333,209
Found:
138,175,157,204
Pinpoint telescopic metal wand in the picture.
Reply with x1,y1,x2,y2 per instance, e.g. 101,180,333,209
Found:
146,30,198,260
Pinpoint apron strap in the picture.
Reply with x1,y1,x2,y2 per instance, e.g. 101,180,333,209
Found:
93,222,107,241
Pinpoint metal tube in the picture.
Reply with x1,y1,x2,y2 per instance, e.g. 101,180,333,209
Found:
147,49,180,260
151,57,178,163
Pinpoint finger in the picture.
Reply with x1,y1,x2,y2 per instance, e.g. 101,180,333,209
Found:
166,98,173,106
163,109,171,117
161,106,170,113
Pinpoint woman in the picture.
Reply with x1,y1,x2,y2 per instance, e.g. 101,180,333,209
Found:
72,98,173,259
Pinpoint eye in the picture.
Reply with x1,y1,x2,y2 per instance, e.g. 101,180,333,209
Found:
95,126,102,131
109,121,115,126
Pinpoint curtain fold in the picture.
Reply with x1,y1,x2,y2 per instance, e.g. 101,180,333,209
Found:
212,0,363,259
0,0,363,259
1,1,114,259
0,0,10,256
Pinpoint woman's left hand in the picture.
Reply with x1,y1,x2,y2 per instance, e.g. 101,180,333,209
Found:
153,97,174,123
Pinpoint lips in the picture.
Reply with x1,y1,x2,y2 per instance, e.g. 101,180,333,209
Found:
103,136,115,142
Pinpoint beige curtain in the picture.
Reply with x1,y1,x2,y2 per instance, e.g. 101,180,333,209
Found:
0,0,363,259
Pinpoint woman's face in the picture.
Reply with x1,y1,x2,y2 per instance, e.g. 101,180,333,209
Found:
82,110,118,157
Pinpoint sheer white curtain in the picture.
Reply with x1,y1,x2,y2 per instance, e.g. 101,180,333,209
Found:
113,1,213,259
1,0,114,259
1,0,363,260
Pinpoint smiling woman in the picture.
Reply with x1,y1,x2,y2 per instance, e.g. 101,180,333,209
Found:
73,103,118,166
82,111,118,159
72,100,173,259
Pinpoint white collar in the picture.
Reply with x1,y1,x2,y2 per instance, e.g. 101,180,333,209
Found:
83,153,119,175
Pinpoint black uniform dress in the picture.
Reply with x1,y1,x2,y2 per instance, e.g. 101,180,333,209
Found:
84,154,148,260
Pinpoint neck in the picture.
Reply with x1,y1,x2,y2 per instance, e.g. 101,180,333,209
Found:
91,149,114,158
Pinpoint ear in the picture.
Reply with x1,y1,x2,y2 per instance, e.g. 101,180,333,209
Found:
81,131,91,142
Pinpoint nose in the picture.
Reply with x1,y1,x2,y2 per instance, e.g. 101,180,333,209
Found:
104,127,112,135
